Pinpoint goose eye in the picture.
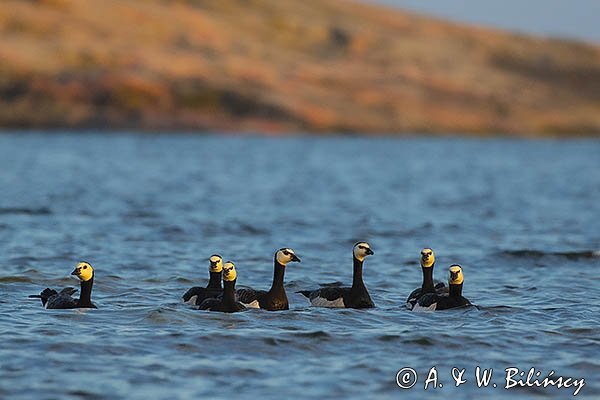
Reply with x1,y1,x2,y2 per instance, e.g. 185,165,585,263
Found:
83,266,87,269
283,251,290,256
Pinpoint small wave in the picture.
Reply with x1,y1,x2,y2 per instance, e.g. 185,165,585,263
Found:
496,249,600,261
232,222,270,236
501,285,537,291
478,305,517,311
292,330,331,339
121,210,160,219
174,276,195,283
0,276,34,283
318,281,344,288
174,342,202,352
505,385,547,395
568,361,600,371
477,305,525,316
403,337,435,346
67,390,104,400
563,327,596,335
0,207,52,216
262,337,292,346
377,334,401,342
144,307,175,319
160,225,186,235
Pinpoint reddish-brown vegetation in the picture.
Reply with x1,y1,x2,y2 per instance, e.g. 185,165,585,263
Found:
1,0,599,135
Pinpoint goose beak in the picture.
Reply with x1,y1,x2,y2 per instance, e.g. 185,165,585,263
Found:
71,269,78,276
291,254,301,262
366,248,374,255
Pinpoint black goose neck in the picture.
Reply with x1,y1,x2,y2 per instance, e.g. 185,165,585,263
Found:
207,271,222,289
79,276,94,307
421,264,435,293
449,283,463,298
222,280,237,304
270,260,286,293
352,256,365,290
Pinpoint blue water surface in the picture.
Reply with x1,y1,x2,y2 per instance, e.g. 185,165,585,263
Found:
0,132,598,399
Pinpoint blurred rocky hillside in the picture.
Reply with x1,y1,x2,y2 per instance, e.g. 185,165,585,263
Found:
1,0,600,135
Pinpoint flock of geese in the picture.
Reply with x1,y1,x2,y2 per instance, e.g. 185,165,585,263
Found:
30,242,472,312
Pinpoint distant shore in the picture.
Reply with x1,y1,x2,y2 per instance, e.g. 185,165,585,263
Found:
3,128,599,139
1,0,600,137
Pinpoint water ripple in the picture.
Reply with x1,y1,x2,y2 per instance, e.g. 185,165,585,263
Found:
0,134,599,399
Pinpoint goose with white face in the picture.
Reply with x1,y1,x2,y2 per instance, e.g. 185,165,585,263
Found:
71,261,94,282
276,248,301,265
209,255,223,273
235,247,301,311
414,264,472,311
420,248,435,268
353,242,374,261
406,248,447,310
222,261,237,282
298,242,375,309
448,265,464,285
30,261,97,309
198,260,246,313
182,254,225,305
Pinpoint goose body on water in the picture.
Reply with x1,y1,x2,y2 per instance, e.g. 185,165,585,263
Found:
298,242,375,309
